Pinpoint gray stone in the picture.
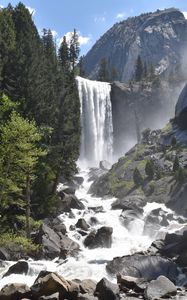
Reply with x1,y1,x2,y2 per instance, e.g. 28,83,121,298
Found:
144,275,177,299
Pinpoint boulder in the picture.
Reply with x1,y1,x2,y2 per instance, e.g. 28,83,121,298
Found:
77,295,97,300
39,293,59,300
35,224,62,259
94,277,119,300
58,193,85,212
117,274,147,292
35,224,80,259
0,283,30,300
44,217,66,238
75,279,97,295
3,261,29,278
99,161,111,170
106,254,179,283
120,209,142,229
0,248,10,261
111,196,144,211
31,271,79,299
144,275,177,299
84,227,113,249
60,235,80,259
76,219,90,231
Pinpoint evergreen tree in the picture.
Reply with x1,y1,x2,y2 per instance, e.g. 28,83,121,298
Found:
97,57,109,82
133,167,143,186
69,29,80,73
78,55,85,77
0,111,45,236
145,160,155,179
135,55,144,81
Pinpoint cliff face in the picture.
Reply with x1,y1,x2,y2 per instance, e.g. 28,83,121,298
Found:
111,81,182,157
83,8,187,82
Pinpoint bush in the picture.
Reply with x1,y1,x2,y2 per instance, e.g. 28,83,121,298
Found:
145,160,155,179
0,233,39,253
133,167,143,186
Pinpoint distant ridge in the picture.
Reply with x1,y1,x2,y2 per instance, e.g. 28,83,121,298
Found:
82,8,187,82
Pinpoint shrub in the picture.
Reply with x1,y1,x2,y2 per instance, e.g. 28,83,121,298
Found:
145,160,155,179
133,167,143,186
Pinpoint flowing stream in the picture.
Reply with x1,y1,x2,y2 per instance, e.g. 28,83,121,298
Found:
0,167,185,289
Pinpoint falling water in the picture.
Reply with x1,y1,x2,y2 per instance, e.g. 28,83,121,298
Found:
76,76,113,166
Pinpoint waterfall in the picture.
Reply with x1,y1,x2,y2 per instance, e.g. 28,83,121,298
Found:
76,76,113,166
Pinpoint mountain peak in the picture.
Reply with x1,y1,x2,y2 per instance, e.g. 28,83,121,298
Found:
83,8,187,82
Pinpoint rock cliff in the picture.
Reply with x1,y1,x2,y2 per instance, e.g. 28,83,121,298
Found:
83,8,187,82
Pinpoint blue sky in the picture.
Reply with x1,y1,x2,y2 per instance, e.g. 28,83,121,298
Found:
1,0,187,55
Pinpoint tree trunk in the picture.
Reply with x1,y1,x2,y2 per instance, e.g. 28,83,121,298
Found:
26,174,31,239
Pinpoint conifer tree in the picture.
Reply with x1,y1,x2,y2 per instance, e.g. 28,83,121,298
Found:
97,57,109,82
135,55,144,81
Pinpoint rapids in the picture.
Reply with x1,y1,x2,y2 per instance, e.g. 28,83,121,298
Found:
0,167,185,289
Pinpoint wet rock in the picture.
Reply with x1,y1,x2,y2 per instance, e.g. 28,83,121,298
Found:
77,295,97,300
0,283,30,300
111,196,145,211
60,235,80,258
94,277,119,300
120,209,142,229
76,219,90,231
35,224,80,259
3,261,29,278
74,279,97,295
35,224,62,259
31,271,79,299
117,274,147,292
89,217,99,225
0,248,10,261
106,254,179,283
39,293,59,300
88,206,104,213
84,227,113,249
99,161,111,170
44,217,66,237
88,168,108,182
58,193,85,212
144,275,177,299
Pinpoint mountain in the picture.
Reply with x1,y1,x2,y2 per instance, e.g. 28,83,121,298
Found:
82,8,187,82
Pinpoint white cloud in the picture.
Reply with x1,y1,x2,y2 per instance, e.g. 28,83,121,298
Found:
116,12,126,19
0,4,4,9
183,11,187,19
51,30,58,38
58,31,91,47
26,6,36,16
94,14,106,23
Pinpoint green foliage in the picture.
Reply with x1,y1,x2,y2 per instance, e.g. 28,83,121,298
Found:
0,111,46,236
0,2,81,226
0,233,39,252
145,160,155,179
133,167,143,186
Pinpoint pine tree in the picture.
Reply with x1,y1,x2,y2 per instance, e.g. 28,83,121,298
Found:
0,111,46,236
133,167,143,186
69,29,80,73
135,55,144,81
145,160,155,179
97,57,109,82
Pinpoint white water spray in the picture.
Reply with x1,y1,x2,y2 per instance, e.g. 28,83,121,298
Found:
76,76,113,166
